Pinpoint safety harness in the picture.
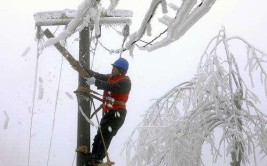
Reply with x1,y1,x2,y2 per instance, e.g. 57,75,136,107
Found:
102,74,129,112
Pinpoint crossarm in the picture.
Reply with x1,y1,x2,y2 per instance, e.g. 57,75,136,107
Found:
43,28,90,78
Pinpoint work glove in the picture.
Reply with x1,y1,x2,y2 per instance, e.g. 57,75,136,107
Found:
86,77,96,85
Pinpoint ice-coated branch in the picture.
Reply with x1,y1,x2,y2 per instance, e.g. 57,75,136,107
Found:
148,0,216,51
125,0,163,50
125,0,217,53
124,30,267,166
43,0,100,48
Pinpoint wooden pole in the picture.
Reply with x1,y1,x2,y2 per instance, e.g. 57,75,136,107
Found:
43,28,91,165
39,9,132,164
77,26,91,166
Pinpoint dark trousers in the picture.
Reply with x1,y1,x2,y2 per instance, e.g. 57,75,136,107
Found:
92,108,126,161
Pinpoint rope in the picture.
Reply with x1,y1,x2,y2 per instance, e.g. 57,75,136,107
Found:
43,26,63,166
27,39,41,166
46,55,64,166
28,27,63,166
91,101,113,163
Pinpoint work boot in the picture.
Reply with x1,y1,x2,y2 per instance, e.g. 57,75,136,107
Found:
87,159,103,166
95,159,103,164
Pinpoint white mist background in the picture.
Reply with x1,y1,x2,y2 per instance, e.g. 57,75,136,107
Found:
1,0,267,165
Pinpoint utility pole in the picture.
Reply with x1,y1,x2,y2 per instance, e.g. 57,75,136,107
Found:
77,26,91,166
40,27,92,165
34,9,132,166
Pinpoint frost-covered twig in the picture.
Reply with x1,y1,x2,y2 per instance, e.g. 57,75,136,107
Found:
125,0,217,52
124,29,267,166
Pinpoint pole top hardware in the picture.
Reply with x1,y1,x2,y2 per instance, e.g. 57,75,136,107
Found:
34,9,133,26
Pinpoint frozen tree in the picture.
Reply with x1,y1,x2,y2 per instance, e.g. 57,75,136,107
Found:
124,30,267,166
43,0,217,53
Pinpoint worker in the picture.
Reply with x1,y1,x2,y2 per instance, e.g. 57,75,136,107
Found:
86,58,131,165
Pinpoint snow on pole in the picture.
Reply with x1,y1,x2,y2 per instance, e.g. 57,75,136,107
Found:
78,106,96,127
39,0,132,49
43,0,98,48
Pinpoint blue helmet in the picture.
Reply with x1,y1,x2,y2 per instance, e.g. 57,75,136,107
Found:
112,58,129,73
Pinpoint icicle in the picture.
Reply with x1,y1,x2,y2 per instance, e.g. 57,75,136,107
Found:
265,77,267,97
248,60,255,88
65,92,73,99
78,106,96,127
260,71,264,84
3,111,9,129
129,44,135,57
168,3,179,11
92,6,101,37
44,0,99,48
108,0,120,11
21,47,31,57
107,9,133,17
146,23,152,36
158,15,173,26
161,0,168,14
38,77,44,100
38,85,44,100
64,9,76,17
122,24,130,38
